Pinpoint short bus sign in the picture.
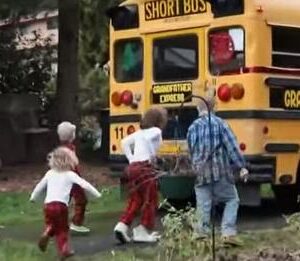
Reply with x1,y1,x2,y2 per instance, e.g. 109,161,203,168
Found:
152,82,192,104
144,0,207,21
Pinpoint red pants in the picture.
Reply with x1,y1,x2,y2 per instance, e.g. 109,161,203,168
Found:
43,202,71,256
120,161,158,230
70,184,87,226
61,142,87,226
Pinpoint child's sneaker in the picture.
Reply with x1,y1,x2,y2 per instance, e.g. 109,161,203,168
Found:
114,222,131,243
60,250,75,261
70,223,90,233
132,225,160,243
38,234,50,252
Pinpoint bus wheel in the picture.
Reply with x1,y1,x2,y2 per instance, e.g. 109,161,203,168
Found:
272,184,299,214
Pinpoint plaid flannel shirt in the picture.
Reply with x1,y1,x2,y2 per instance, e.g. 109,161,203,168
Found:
187,114,246,185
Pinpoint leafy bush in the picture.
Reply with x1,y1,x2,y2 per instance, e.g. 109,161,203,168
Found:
159,201,211,261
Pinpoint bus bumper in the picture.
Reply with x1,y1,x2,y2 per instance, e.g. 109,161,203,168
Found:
244,155,275,183
109,154,127,177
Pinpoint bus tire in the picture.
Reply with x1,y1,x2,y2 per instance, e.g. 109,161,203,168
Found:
272,184,299,214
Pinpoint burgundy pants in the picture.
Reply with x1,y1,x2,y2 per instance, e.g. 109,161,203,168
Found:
120,161,158,230
70,184,87,226
43,202,71,256
62,142,87,226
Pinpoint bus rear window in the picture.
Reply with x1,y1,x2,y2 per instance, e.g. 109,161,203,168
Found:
114,39,143,83
163,107,198,140
153,35,198,82
272,26,300,69
209,27,245,75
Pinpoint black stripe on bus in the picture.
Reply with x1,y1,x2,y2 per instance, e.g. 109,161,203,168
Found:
216,110,300,119
110,114,141,123
265,77,300,88
265,143,299,153
109,154,127,162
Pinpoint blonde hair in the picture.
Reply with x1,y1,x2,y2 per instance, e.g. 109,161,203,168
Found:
48,147,78,171
57,121,76,142
140,107,168,130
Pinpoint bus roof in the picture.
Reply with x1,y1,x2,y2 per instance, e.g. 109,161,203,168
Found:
254,0,300,27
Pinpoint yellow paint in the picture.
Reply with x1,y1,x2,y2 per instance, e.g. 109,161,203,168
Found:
109,0,300,185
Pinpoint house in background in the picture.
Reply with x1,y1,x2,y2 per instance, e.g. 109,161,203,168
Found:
0,10,58,72
0,10,59,165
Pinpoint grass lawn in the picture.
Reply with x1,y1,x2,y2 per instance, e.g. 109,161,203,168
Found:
0,186,124,226
1,183,298,261
2,227,300,261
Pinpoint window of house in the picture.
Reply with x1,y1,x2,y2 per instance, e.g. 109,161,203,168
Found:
114,38,143,82
153,35,198,82
47,17,58,30
272,26,300,69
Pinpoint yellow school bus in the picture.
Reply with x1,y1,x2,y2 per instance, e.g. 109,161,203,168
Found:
107,0,300,210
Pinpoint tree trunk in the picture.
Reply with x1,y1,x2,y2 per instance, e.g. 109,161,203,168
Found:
56,0,79,123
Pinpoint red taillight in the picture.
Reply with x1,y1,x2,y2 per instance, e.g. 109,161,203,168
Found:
120,90,133,105
217,83,231,102
127,125,135,135
231,83,245,100
240,143,246,151
111,91,121,106
112,145,117,152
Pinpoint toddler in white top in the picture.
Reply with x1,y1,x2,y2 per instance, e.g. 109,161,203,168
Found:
114,107,168,244
30,147,101,260
121,127,162,164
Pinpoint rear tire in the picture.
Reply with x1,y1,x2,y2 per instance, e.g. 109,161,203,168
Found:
272,184,299,214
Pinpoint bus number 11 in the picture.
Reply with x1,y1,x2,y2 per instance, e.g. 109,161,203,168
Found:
115,126,124,140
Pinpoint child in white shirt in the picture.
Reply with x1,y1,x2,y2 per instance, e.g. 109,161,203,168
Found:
30,147,101,260
114,107,167,244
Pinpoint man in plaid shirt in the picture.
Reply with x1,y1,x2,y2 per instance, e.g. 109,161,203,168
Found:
187,95,248,246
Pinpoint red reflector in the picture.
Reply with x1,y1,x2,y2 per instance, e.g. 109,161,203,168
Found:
217,83,231,102
263,126,269,135
121,90,133,106
112,145,117,152
240,143,246,151
127,125,135,135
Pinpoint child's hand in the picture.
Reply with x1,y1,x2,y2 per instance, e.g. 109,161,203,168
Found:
240,168,249,183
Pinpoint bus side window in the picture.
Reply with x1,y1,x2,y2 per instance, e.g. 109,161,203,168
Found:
114,39,143,83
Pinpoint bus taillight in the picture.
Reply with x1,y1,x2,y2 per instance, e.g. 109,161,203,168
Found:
111,91,122,106
217,83,231,102
127,125,135,135
231,83,245,100
120,90,133,105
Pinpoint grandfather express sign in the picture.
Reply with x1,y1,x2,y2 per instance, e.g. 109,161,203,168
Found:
152,82,193,104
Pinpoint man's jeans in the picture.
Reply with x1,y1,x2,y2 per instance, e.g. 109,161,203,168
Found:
194,176,240,237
